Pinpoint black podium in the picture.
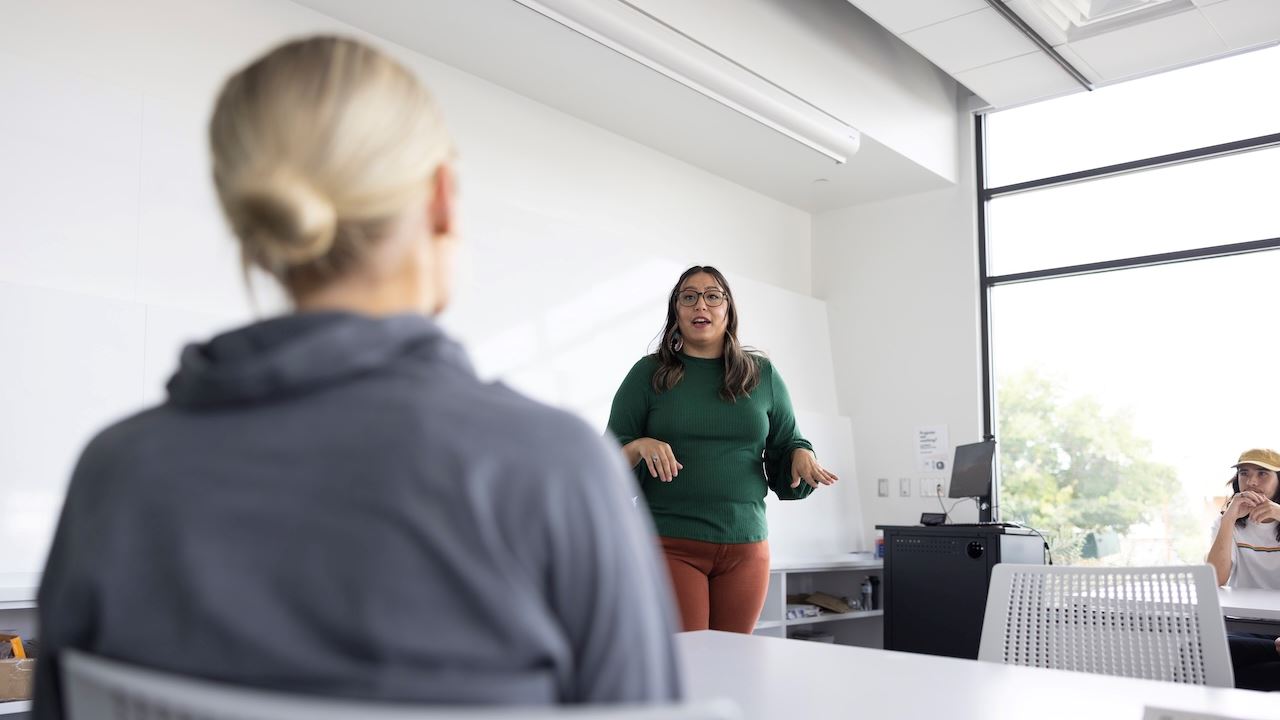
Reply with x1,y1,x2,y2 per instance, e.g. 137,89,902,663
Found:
877,524,1045,659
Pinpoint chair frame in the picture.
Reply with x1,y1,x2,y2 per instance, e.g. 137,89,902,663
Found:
978,563,1234,687
60,650,739,720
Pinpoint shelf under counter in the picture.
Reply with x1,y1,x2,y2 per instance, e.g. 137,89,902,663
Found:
784,609,883,627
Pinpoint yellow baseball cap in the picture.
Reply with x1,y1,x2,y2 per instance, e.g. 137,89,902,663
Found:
1232,448,1280,473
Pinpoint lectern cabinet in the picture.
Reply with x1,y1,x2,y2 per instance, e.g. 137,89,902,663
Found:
877,524,1044,659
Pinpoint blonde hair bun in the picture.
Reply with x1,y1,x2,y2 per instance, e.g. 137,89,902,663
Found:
230,168,337,268
210,36,452,291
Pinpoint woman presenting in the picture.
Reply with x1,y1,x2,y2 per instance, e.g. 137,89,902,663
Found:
608,265,838,633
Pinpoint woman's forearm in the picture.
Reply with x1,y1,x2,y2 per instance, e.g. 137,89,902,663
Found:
621,439,641,468
1207,520,1236,586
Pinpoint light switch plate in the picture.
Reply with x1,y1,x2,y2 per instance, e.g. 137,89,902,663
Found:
899,478,912,497
877,478,889,497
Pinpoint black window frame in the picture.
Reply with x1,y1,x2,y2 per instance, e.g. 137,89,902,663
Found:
975,113,1280,523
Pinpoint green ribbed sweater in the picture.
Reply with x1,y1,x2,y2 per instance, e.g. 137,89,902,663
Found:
606,353,814,544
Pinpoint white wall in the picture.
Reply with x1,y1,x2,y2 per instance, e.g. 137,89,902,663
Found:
0,0,861,574
813,106,983,544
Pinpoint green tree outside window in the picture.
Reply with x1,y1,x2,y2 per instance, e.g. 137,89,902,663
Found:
998,370,1203,565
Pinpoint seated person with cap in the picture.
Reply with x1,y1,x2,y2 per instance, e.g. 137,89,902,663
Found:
1208,448,1280,691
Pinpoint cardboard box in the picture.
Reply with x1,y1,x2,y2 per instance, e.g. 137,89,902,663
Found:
0,658,34,701
804,592,852,614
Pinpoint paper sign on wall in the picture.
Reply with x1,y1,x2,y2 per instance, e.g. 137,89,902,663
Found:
915,425,949,474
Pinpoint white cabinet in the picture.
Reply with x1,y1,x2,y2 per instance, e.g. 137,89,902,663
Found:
754,555,883,648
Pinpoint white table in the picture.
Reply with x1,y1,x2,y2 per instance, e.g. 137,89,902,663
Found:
677,631,1280,720
1219,587,1280,636
1220,587,1280,622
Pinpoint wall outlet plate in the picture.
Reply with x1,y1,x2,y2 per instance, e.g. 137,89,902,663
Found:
920,479,945,497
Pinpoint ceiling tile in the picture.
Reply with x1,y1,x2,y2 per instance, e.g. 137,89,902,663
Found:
846,0,989,34
955,50,1086,108
1199,0,1280,50
1067,8,1227,80
1192,0,1230,6
901,8,1041,73
1053,43,1104,84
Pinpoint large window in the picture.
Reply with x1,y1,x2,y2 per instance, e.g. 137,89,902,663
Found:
981,45,1280,565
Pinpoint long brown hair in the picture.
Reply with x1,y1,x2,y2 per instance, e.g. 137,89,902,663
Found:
652,265,761,402
1229,473,1280,541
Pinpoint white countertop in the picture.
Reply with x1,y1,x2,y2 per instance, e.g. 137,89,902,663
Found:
0,573,39,610
769,553,881,571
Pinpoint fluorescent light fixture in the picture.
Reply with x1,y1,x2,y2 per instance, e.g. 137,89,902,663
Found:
511,0,861,164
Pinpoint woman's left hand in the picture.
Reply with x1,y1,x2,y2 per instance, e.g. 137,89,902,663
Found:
1248,499,1280,524
790,449,839,489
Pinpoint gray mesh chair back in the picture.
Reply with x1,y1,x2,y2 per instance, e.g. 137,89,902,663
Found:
978,563,1233,687
61,650,740,720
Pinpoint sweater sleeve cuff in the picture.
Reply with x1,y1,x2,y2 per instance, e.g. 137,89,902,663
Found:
766,443,817,501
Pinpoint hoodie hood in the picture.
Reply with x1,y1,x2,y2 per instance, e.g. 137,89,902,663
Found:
167,312,470,409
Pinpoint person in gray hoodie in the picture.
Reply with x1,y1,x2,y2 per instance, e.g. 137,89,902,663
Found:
33,35,681,719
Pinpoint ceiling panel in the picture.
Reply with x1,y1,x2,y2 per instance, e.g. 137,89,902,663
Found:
1052,43,1103,84
852,0,1280,109
1199,0,1280,50
1067,8,1227,79
901,8,1040,73
955,50,1081,108
847,0,988,34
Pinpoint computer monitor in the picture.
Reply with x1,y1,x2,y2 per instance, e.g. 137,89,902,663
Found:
948,440,996,500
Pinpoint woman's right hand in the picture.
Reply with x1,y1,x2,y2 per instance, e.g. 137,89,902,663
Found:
625,438,683,483
1226,490,1267,520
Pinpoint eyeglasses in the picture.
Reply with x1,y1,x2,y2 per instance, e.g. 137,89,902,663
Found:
676,289,728,307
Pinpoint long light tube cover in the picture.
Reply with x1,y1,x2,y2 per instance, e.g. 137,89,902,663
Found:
512,0,862,164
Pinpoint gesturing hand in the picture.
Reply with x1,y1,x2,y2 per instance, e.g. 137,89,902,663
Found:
790,449,839,489
628,438,683,483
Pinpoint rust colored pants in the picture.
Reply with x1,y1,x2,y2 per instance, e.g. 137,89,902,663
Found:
659,536,770,634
